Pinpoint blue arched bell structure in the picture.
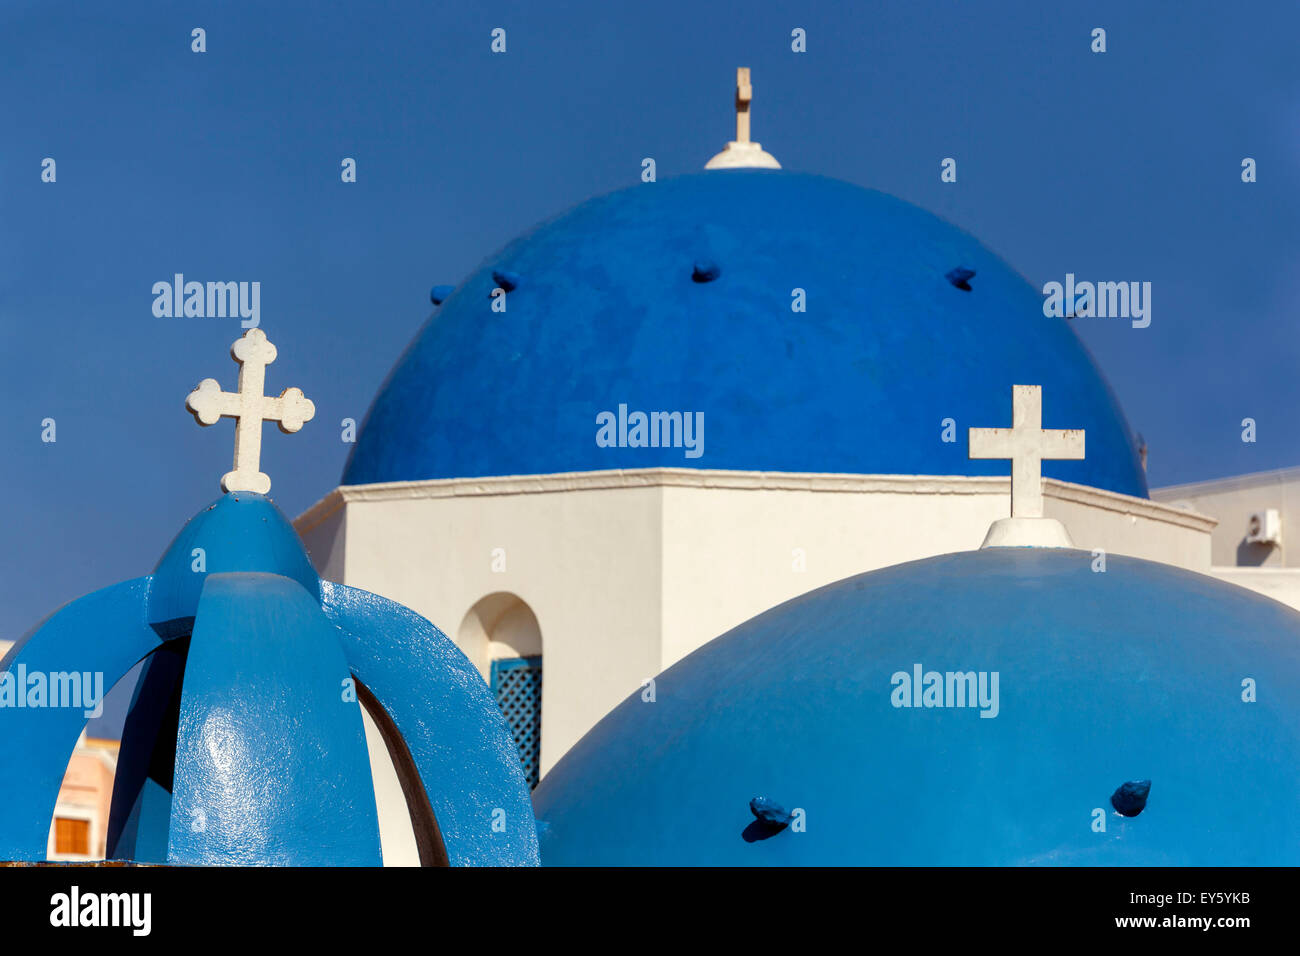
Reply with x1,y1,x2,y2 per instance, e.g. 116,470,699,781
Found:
0,491,539,866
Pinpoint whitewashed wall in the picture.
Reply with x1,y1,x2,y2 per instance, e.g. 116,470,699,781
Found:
298,468,1215,779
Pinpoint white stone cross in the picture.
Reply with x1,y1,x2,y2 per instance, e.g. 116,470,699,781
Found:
735,67,753,143
969,385,1084,519
186,328,315,494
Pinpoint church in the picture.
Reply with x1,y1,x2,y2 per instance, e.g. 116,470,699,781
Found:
292,69,1288,788
4,70,1298,867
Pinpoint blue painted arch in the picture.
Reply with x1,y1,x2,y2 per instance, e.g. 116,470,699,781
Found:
321,581,539,866
167,574,382,866
0,578,160,861
0,492,539,866
344,171,1147,497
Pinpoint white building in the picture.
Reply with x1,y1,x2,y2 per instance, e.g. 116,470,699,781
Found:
1152,467,1300,610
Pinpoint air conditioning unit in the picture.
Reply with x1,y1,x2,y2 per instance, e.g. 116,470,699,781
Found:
1246,509,1282,546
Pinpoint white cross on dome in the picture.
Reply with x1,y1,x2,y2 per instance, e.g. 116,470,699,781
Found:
185,328,316,494
704,67,782,170
969,384,1085,548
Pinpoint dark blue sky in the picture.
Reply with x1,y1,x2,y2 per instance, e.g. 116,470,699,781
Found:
2,0,1298,708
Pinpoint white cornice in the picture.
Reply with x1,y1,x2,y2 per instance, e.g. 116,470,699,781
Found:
296,468,1216,535
1043,476,1215,529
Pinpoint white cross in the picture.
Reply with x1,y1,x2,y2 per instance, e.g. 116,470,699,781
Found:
969,385,1084,518
734,67,753,143
186,328,315,494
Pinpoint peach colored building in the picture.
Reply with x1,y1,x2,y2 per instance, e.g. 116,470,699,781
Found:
46,732,118,861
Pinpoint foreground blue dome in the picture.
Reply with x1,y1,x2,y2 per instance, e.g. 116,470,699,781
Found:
533,547,1300,865
0,493,538,866
345,171,1147,497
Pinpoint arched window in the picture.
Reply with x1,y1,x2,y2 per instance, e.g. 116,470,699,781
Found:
458,594,543,788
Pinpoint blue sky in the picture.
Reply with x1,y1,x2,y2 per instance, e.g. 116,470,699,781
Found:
2,0,1298,731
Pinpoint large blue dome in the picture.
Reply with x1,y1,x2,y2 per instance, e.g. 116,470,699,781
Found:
344,171,1148,497
533,547,1300,865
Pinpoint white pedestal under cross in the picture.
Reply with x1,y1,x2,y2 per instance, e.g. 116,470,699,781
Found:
186,329,315,494
969,384,1084,547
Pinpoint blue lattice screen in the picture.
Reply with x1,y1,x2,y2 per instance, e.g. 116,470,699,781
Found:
490,656,542,788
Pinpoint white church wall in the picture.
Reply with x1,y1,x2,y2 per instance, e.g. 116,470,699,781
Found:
301,504,347,581
298,468,1214,775
457,592,544,678
1043,480,1213,571
358,703,419,866
657,472,1214,671
658,478,1003,669
298,476,666,776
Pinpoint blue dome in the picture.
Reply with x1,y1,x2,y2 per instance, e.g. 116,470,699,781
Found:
149,491,319,631
533,548,1300,865
345,171,1147,497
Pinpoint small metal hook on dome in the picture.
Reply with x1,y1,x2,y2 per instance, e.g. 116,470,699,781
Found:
1111,780,1151,817
743,796,793,842
946,267,976,291
492,269,521,292
692,260,721,283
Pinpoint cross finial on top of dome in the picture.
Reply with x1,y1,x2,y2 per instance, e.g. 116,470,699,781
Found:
705,67,782,170
969,385,1084,548
185,328,316,495
735,66,754,143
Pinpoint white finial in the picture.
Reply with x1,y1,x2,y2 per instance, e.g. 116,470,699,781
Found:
969,385,1084,548
186,328,316,494
705,67,781,170
735,66,753,143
